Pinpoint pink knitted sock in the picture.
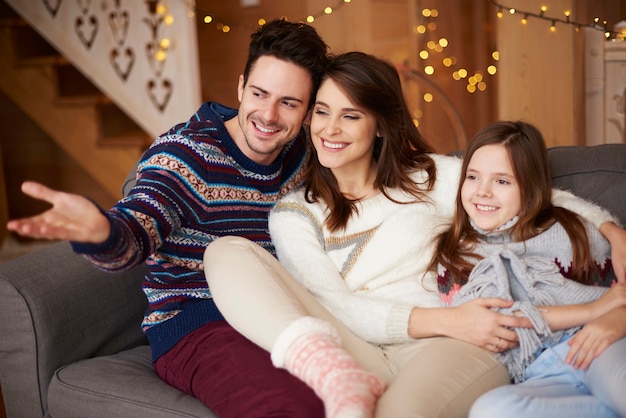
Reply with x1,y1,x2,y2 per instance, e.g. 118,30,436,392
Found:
275,319,385,418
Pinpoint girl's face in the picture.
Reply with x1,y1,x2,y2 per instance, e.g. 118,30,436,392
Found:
461,144,522,232
310,78,378,178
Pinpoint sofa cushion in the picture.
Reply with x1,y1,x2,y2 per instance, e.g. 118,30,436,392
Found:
47,345,217,418
548,144,626,227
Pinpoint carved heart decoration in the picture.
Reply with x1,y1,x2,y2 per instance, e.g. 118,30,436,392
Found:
42,0,62,17
77,0,92,15
145,41,166,77
109,9,130,46
147,78,172,112
110,46,135,81
75,15,98,49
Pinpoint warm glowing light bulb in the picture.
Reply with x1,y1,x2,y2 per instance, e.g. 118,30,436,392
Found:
307,16,314,23
159,38,170,49
222,25,231,33
324,7,332,14
155,50,167,62
164,14,174,25
204,15,213,24
423,93,433,103
509,8,516,15
424,66,434,75
422,9,431,17
438,38,448,47
419,50,429,59
487,65,497,75
258,18,266,25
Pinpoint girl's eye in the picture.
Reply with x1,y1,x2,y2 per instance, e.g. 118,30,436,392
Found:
497,179,510,185
344,114,360,121
314,109,329,116
466,174,477,180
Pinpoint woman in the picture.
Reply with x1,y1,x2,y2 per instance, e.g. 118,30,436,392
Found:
204,52,624,417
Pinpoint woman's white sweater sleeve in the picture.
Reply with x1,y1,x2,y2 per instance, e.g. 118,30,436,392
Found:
269,199,414,344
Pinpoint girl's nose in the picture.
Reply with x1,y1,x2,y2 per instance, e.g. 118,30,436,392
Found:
476,182,492,197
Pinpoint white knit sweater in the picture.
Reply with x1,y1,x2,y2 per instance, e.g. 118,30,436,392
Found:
269,154,618,345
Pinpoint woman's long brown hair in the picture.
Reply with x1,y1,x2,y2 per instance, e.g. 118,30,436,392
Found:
304,51,436,231
432,121,595,284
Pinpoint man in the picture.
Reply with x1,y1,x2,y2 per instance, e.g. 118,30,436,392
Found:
7,19,328,417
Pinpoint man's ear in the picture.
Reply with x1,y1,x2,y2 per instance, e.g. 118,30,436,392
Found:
237,74,245,102
303,109,312,125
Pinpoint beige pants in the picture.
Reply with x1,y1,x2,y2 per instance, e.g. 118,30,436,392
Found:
204,236,509,418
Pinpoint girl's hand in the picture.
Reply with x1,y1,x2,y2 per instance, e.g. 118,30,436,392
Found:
566,306,626,370
6,181,110,243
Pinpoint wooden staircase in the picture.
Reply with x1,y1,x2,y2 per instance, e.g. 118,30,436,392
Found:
0,3,150,200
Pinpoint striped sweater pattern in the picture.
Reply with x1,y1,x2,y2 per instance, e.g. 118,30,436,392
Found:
72,102,309,360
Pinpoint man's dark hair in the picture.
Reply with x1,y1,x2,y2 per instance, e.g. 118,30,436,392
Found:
243,18,328,107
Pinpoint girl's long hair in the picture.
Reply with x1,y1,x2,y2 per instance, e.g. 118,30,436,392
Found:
304,51,436,231
432,121,595,284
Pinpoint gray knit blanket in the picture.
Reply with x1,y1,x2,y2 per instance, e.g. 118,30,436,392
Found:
452,250,607,383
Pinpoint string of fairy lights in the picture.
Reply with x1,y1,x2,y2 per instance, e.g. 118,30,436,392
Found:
192,0,353,32
488,0,625,40
155,0,624,100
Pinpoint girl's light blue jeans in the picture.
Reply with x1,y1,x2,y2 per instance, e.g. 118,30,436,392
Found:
469,336,626,418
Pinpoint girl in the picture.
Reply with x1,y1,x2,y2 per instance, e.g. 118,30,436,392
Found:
204,54,625,418
434,121,626,418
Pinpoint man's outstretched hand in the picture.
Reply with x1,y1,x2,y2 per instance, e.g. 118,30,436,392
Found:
6,181,110,244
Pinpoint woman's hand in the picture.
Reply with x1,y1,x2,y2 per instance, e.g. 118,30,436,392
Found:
565,306,626,370
6,181,110,243
409,298,532,353
600,222,626,282
452,298,533,353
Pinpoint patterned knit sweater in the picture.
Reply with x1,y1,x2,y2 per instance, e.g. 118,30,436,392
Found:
72,102,309,361
269,154,617,346
438,220,615,382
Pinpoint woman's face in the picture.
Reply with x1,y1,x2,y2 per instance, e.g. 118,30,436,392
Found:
309,78,378,177
461,144,522,232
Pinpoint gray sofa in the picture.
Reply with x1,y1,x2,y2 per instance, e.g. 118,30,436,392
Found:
1,144,625,418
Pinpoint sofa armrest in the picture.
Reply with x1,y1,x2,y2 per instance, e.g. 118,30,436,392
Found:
0,241,148,417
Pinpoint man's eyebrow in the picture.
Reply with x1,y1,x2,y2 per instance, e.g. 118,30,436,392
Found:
249,85,305,104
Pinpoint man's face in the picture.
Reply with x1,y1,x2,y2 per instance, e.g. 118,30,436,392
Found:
233,55,313,165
